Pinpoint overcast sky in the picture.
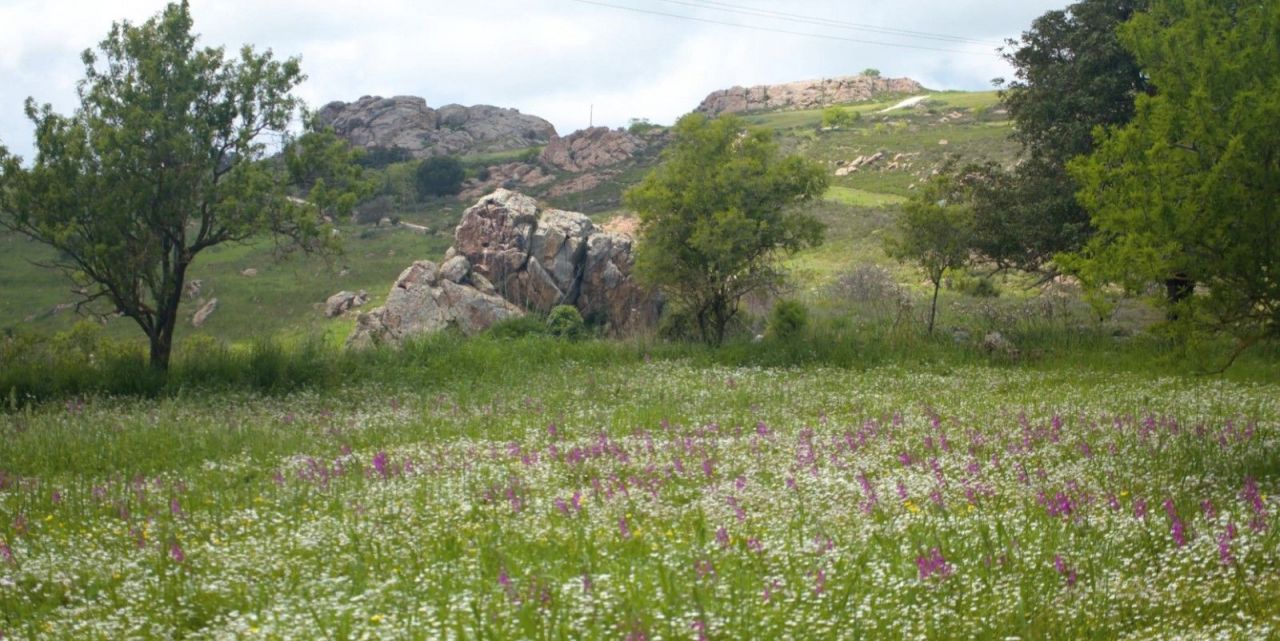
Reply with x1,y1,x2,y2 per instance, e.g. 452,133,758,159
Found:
0,0,1067,160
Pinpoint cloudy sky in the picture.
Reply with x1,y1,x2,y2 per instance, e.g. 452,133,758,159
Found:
1,0,1067,159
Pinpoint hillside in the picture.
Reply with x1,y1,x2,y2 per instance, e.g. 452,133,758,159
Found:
0,85,1021,346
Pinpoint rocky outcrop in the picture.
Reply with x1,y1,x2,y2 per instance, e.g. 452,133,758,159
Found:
539,127,646,172
317,96,556,158
453,190,660,335
696,76,924,117
346,257,523,348
346,190,661,346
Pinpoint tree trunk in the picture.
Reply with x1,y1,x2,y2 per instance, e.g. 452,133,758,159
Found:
149,262,190,372
1164,273,1195,321
927,279,941,335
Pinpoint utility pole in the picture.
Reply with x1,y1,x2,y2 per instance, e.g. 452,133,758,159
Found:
589,104,593,128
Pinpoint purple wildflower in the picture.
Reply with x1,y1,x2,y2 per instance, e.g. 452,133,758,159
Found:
1200,499,1217,520
814,568,826,594
916,547,953,581
371,451,389,478
1171,518,1187,548
1218,523,1237,565
716,526,730,547
1053,554,1078,587
0,542,12,564
618,516,631,539
169,541,185,564
1134,498,1148,520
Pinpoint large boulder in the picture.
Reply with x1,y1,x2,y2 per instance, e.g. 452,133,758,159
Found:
453,190,661,334
316,96,556,159
695,76,924,117
324,290,368,318
347,257,523,348
539,127,646,172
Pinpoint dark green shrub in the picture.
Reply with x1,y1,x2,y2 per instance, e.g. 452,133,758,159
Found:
415,156,465,198
766,300,809,340
657,305,699,342
546,305,587,340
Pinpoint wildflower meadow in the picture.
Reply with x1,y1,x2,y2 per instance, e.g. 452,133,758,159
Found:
1,357,1277,640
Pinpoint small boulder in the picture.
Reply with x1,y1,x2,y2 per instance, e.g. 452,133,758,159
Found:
325,290,369,318
241,268,258,278
192,298,218,327
980,331,1019,358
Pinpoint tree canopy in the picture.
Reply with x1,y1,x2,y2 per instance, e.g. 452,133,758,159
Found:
1066,0,1280,354
415,155,466,198
624,113,827,345
0,1,364,370
970,0,1150,273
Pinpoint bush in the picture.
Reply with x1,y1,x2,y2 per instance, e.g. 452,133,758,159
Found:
657,305,699,342
546,305,588,340
416,156,465,198
821,106,860,128
766,300,809,340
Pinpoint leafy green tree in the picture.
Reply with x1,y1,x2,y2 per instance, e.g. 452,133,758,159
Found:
1066,0,1280,356
0,2,362,371
625,113,828,346
886,171,975,335
978,0,1150,273
286,119,375,221
821,106,859,128
415,155,465,198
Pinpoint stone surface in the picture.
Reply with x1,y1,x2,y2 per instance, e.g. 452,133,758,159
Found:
324,290,369,318
695,76,924,117
458,162,554,201
346,260,523,348
539,127,646,172
439,255,471,284
451,190,661,334
316,96,556,159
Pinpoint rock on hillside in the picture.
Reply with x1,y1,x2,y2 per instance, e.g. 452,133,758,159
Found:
317,96,556,158
452,190,661,335
347,190,661,346
696,75,924,116
347,256,523,348
539,127,647,172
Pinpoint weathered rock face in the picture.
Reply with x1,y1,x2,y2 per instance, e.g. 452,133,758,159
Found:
317,96,557,158
695,76,924,117
346,257,523,348
453,190,661,335
539,127,646,172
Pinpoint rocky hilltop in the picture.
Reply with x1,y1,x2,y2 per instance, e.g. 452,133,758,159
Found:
349,190,661,347
316,96,556,158
696,75,924,116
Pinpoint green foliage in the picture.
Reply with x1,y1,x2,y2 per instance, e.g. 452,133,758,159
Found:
415,155,466,198
820,106,860,128
1066,0,1280,358
766,300,809,340
546,305,588,340
886,169,975,334
627,118,661,136
984,0,1150,272
861,68,882,78
624,113,828,346
0,2,359,371
285,120,375,220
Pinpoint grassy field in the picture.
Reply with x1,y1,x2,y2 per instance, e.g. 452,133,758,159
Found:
0,336,1277,640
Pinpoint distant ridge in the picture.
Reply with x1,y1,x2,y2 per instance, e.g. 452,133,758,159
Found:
695,75,924,116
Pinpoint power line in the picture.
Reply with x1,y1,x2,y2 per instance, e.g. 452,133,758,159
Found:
657,0,1003,47
566,0,1001,56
